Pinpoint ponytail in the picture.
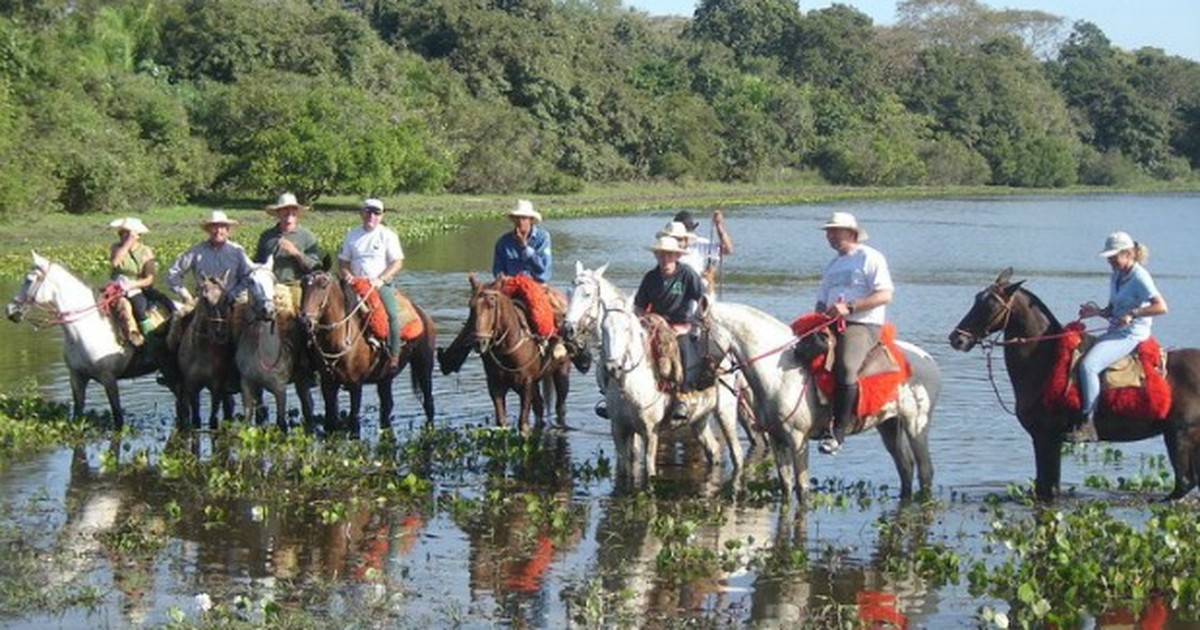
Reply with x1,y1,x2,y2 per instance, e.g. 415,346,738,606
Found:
1133,241,1149,264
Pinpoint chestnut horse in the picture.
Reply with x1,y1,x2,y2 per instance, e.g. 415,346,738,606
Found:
949,268,1200,501
467,274,570,433
299,271,435,435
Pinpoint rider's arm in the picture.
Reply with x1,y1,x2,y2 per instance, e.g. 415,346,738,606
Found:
526,229,551,283
844,288,893,316
712,211,733,256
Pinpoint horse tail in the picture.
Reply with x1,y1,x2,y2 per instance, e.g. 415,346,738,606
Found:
409,305,437,423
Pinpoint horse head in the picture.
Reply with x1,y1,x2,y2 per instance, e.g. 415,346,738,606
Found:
598,300,644,379
298,271,335,334
245,258,277,322
563,261,610,342
7,252,68,322
468,273,508,355
948,267,1025,352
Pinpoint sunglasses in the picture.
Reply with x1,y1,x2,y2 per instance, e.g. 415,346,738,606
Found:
362,208,383,215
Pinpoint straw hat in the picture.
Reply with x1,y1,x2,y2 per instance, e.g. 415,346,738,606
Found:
108,217,149,235
266,192,307,215
648,235,687,254
820,211,868,241
362,198,385,213
200,210,238,229
1099,231,1135,257
656,221,690,240
507,199,542,222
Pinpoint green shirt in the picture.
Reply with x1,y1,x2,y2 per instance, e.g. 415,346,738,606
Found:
112,242,153,279
254,225,321,284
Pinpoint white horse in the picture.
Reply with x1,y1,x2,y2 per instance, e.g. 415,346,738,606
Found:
236,259,315,432
5,252,165,428
706,301,940,502
564,262,743,481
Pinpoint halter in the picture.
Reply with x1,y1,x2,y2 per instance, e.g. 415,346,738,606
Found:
599,302,648,378
12,263,119,326
953,287,1016,348
301,274,372,365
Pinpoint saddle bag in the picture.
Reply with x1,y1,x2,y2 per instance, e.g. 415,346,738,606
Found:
793,329,832,365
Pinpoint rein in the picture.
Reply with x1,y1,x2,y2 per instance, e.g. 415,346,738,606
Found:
17,266,123,326
303,278,372,365
475,289,541,375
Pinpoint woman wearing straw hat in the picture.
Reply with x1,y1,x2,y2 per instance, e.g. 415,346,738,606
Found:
815,211,894,454
634,234,706,420
1072,231,1169,441
167,210,254,305
255,193,322,306
108,217,157,346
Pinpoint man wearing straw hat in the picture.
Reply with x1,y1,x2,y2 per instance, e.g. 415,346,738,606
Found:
814,211,894,455
634,234,706,421
255,192,322,308
670,210,733,287
167,210,254,306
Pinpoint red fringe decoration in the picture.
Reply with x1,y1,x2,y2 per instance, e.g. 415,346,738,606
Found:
1042,321,1171,421
789,313,912,417
349,279,425,342
502,275,557,338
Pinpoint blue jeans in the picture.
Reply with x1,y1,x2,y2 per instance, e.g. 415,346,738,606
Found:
378,282,401,357
1077,332,1140,416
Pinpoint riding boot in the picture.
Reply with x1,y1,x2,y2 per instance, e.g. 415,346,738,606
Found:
821,383,857,454
122,300,143,347
438,321,474,376
564,338,593,373
1067,410,1098,443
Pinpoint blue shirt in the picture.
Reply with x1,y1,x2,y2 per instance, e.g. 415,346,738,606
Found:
1107,262,1160,340
493,226,551,283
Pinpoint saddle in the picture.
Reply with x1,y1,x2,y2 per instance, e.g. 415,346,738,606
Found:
790,312,911,417
348,278,424,343
500,275,558,339
1043,321,1171,421
641,313,684,388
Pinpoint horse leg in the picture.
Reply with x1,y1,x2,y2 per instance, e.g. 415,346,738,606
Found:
241,382,260,428
488,378,509,428
1162,428,1198,501
377,380,394,432
411,336,436,425
553,362,570,426
272,383,288,433
187,386,202,431
321,379,340,434
347,384,363,437
611,418,634,480
643,422,660,478
690,414,721,466
519,383,537,434
1031,432,1064,500
295,375,315,433
714,389,744,471
101,378,124,431
769,428,797,501
69,371,88,422
876,417,915,500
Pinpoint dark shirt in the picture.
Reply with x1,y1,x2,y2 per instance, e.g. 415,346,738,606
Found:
254,225,321,284
634,264,704,324
493,226,551,283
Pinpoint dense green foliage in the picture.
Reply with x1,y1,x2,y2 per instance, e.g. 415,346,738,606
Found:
1,0,1198,217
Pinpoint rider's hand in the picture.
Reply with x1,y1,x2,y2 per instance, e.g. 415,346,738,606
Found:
278,238,299,257
1078,301,1101,319
712,210,724,227
178,288,194,305
116,275,134,292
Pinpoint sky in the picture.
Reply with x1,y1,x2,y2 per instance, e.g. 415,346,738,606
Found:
622,0,1200,62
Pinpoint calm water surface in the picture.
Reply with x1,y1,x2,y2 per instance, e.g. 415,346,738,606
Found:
2,193,1199,628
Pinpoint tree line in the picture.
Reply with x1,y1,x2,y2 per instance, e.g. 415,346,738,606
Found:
1,0,1197,217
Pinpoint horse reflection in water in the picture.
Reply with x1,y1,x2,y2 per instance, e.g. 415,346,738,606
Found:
5,252,175,429
465,433,585,623
562,262,747,484
299,271,437,435
706,301,940,503
236,259,315,431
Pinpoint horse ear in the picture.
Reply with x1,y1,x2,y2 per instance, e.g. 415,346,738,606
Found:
264,255,274,271
320,253,332,271
468,273,478,290
596,262,609,278
995,267,1014,286
1002,280,1026,297
32,251,48,270
575,260,583,276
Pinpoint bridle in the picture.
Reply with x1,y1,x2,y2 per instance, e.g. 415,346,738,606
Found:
952,286,1017,349
599,302,647,378
300,273,371,364
473,288,540,373
11,263,119,326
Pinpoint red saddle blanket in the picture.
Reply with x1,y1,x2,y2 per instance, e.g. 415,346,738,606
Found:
790,312,911,417
501,275,557,338
349,278,424,342
1042,321,1171,421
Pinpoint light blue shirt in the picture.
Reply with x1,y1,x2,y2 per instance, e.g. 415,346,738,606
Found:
1107,262,1160,341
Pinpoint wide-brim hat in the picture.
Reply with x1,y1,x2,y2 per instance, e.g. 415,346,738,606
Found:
672,210,699,231
109,217,149,235
648,235,687,254
266,192,307,215
656,221,690,239
820,211,868,241
507,199,542,222
1099,231,1135,257
200,210,238,229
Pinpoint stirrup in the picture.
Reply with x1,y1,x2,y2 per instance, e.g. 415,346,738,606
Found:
819,436,843,454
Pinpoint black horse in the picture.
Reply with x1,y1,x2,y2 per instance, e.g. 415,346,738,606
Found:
948,268,1200,501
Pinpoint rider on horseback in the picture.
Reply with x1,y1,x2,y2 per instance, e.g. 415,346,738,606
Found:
666,210,734,293
634,234,706,421
255,193,322,310
815,212,894,455
439,199,592,375
337,198,406,370
1072,231,1169,442
107,217,163,347
167,210,253,309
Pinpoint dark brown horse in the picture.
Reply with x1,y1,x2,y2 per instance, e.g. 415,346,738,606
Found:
467,275,570,433
298,271,436,435
948,268,1200,501
173,272,238,430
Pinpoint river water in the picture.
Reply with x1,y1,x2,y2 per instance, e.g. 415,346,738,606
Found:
2,193,1199,628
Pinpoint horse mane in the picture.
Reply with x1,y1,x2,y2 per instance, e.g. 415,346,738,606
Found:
1013,284,1065,335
